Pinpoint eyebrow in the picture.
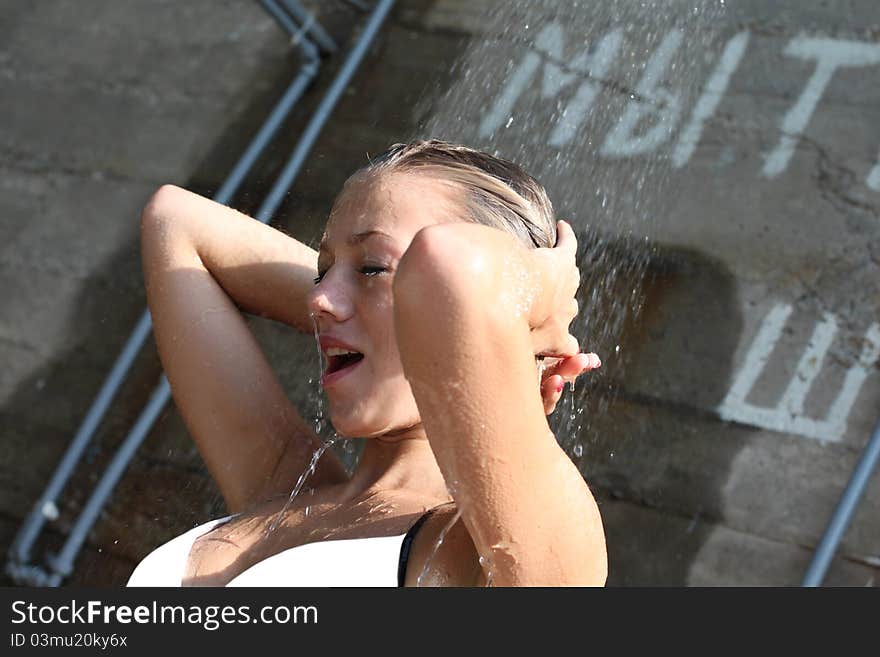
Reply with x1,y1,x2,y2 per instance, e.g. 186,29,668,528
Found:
318,229,392,253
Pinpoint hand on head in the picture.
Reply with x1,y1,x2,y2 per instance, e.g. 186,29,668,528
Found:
527,219,600,416
528,219,582,358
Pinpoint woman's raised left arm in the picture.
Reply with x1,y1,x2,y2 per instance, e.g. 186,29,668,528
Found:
392,221,607,586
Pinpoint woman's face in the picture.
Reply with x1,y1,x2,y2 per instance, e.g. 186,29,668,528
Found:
306,171,464,438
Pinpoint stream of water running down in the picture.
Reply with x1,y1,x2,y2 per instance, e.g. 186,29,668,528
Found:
416,507,461,587
266,436,337,535
264,315,339,536
310,314,326,437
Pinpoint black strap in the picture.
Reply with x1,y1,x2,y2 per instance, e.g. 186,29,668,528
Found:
397,506,445,587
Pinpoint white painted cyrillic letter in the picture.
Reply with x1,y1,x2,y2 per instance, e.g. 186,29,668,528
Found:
601,29,684,158
762,37,880,178
548,30,622,147
719,303,880,442
479,23,622,146
672,31,750,168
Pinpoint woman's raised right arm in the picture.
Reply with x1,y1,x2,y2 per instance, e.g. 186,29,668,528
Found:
140,184,348,513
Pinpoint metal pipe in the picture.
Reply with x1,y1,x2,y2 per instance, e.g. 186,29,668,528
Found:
802,421,880,586
262,0,322,62
260,0,336,54
256,0,396,222
6,14,324,586
277,0,338,53
10,0,395,586
215,59,319,203
342,0,371,11
7,310,154,568
216,0,321,204
45,377,173,581
260,0,306,44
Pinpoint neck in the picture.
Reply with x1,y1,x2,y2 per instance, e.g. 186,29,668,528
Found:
343,424,452,504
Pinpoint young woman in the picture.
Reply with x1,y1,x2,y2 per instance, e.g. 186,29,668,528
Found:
128,140,606,587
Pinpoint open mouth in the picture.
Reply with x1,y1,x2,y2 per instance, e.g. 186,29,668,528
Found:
324,349,365,375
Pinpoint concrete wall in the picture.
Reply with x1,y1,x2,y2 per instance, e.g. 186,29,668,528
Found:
1,0,878,586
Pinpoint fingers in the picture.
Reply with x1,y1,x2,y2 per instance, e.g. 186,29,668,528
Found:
539,352,601,416
540,374,565,415
555,219,577,254
534,330,581,361
542,352,601,379
555,220,580,298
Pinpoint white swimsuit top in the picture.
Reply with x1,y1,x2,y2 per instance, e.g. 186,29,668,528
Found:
127,511,434,587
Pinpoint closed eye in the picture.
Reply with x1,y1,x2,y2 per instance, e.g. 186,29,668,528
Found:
312,265,388,285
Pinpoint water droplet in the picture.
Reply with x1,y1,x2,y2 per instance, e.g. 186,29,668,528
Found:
573,443,583,457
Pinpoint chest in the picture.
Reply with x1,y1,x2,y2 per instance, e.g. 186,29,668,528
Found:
183,491,425,586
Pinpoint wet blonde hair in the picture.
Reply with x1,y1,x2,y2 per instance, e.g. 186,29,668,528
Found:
356,139,557,250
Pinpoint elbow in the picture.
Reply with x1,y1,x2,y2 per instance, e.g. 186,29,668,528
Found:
393,225,449,299
581,498,609,586
590,541,609,587
140,184,184,235
139,185,189,282
393,224,495,309
394,224,529,342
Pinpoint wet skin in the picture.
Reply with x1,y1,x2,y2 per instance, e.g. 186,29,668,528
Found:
140,174,605,586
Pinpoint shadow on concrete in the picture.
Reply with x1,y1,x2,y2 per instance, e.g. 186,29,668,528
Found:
0,229,223,585
565,238,746,585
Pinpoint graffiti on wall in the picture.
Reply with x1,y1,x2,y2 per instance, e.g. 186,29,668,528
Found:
481,23,880,189
718,303,880,442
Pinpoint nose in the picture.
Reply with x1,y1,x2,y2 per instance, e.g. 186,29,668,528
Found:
306,271,353,323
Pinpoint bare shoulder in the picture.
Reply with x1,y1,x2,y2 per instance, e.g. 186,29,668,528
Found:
402,504,485,587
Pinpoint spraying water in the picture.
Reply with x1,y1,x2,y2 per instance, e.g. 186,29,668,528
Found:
418,0,727,458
